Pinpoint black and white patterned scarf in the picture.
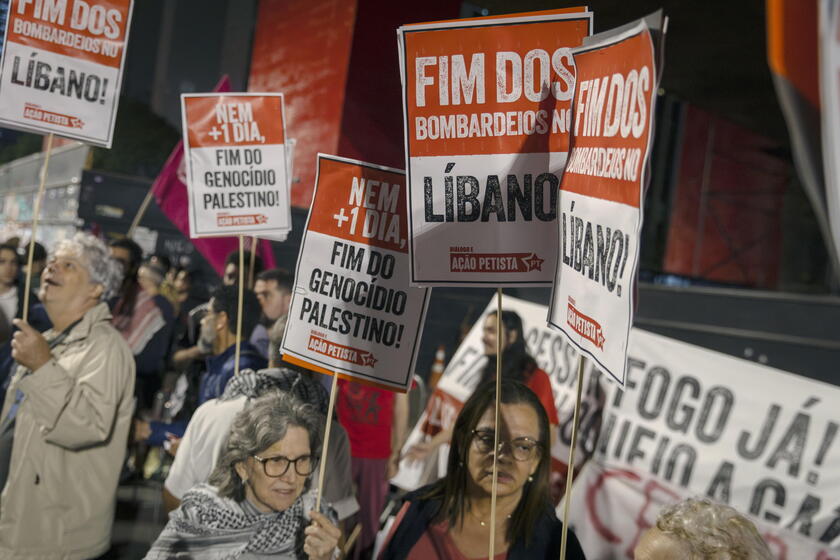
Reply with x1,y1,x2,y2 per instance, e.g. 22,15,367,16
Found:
144,484,314,559
220,367,330,415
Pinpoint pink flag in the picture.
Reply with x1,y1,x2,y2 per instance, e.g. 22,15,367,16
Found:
151,76,277,277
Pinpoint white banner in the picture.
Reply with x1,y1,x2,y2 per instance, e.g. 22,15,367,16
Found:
392,295,603,490
397,10,592,287
548,18,663,387
568,328,840,558
181,93,291,238
0,0,134,147
281,155,430,392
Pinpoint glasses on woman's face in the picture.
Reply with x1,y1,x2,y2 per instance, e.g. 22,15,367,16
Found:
471,429,540,462
252,453,316,477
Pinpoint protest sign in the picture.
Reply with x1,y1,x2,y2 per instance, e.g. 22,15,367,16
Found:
181,93,291,239
391,295,604,491
0,0,133,147
567,328,840,558
821,0,840,273
397,10,591,286
548,16,663,386
281,154,430,392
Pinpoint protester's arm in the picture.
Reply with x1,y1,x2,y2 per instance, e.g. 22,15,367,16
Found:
163,486,181,514
404,428,452,463
172,345,204,370
14,323,133,449
388,392,409,477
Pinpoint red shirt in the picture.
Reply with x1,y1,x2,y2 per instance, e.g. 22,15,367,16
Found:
336,379,395,459
525,367,560,426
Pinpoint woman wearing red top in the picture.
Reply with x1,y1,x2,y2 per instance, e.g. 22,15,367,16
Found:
406,310,559,464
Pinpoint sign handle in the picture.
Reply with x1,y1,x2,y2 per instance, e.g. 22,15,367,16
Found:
22,133,54,324
559,354,586,559
128,186,155,238
488,287,503,559
234,235,245,376
248,235,258,288
315,371,339,512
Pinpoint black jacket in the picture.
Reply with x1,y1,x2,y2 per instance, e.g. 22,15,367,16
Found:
380,486,587,559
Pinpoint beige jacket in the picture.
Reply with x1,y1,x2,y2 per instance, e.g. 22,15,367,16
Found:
0,302,135,559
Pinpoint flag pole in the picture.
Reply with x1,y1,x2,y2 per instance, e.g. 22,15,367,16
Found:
22,133,54,323
488,287,503,559
315,372,339,511
234,235,245,376
559,355,586,559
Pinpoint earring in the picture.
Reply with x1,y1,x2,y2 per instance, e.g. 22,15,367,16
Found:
527,475,533,482
458,461,464,467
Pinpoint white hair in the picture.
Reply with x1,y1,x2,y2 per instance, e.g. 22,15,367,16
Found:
54,233,123,301
657,497,773,559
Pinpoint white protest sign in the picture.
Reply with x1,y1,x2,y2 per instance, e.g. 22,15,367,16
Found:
567,328,840,558
391,295,604,491
0,0,134,147
281,154,430,392
181,93,291,238
397,10,592,286
548,18,662,386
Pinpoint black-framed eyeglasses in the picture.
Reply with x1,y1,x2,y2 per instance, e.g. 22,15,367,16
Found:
471,429,540,462
252,454,317,477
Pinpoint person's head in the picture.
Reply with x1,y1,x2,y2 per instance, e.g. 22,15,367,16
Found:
109,238,143,280
254,268,293,322
149,253,171,274
137,260,166,295
635,498,772,560
224,250,264,286
18,241,47,279
0,244,19,289
41,233,122,316
200,284,261,353
428,379,551,546
482,310,527,357
209,392,324,513
173,268,195,302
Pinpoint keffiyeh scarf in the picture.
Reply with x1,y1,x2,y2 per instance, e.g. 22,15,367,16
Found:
220,367,330,415
144,484,312,559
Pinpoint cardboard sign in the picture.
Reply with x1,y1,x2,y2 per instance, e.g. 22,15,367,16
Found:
0,0,133,147
568,328,840,557
548,17,663,386
397,10,592,286
181,93,291,238
391,295,604,491
281,154,430,392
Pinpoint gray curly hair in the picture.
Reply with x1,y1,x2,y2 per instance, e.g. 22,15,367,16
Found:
209,391,325,502
53,233,122,301
656,497,772,559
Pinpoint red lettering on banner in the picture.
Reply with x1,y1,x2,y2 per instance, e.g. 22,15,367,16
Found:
567,298,605,349
625,480,681,559
216,214,269,227
763,534,788,560
585,468,641,544
449,250,544,272
307,334,377,367
22,103,84,128
420,389,463,437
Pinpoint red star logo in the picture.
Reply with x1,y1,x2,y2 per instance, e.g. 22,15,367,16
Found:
256,214,268,224
361,352,377,367
523,253,544,272
597,332,606,349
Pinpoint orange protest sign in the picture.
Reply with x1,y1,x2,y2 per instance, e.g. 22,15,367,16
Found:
398,11,592,286
281,155,430,393
180,93,292,238
0,0,134,146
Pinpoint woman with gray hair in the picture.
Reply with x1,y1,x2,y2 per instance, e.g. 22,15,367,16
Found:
145,392,342,559
0,231,135,559
634,497,773,559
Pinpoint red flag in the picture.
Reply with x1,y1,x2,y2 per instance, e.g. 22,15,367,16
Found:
151,76,277,276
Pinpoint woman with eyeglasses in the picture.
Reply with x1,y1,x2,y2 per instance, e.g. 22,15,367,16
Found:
145,391,341,559
380,379,586,559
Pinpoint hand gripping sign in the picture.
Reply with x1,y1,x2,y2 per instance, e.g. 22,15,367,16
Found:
548,14,665,386
281,155,430,392
181,93,292,239
397,9,592,287
0,0,134,147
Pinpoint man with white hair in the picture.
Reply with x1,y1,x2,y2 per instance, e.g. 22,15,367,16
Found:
0,232,135,559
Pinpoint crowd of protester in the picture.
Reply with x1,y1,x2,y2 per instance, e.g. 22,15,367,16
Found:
0,232,776,559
